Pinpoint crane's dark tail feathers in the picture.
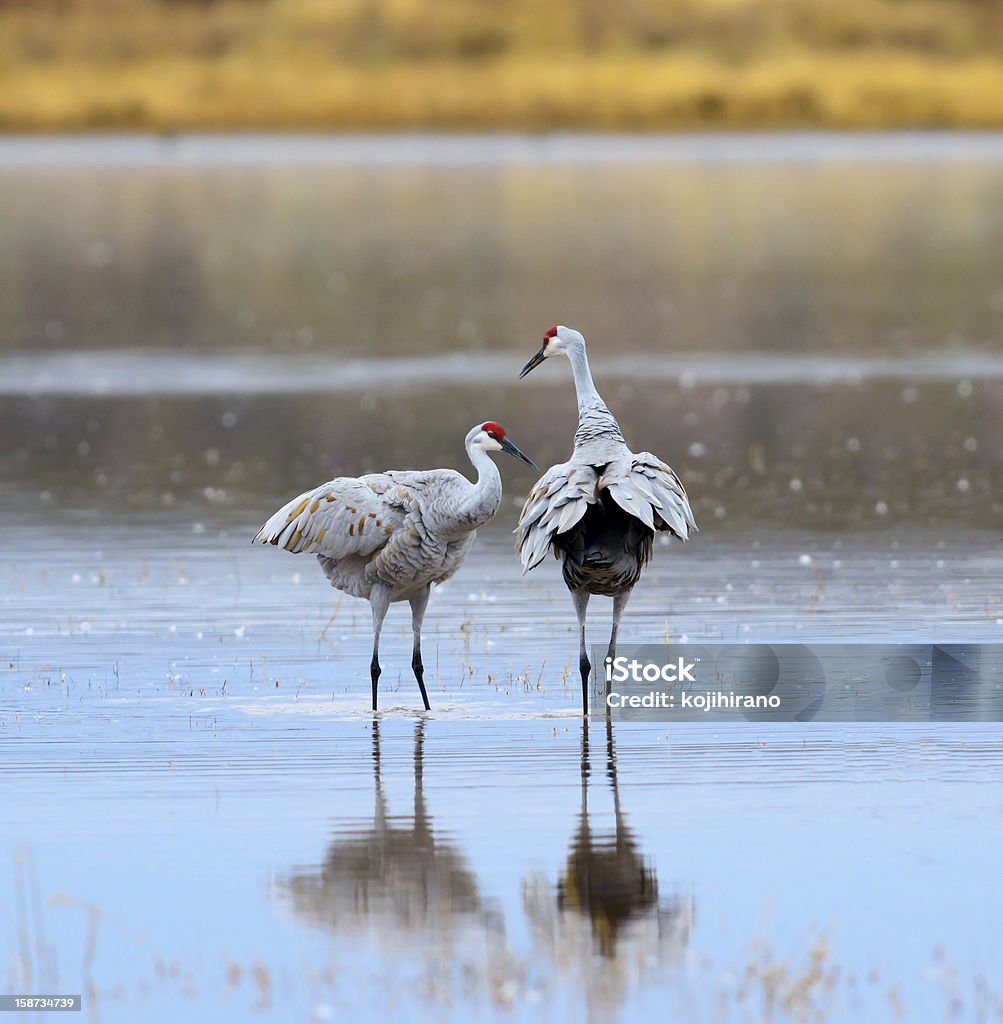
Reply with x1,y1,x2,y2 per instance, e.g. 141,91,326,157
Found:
554,491,655,597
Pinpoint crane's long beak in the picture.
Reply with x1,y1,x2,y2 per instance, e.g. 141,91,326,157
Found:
519,346,547,379
500,436,539,470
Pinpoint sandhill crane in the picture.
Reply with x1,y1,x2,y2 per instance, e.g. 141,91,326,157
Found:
515,326,696,715
254,422,536,712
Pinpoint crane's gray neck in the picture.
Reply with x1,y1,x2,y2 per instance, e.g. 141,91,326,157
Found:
567,342,605,416
458,444,502,530
568,341,624,450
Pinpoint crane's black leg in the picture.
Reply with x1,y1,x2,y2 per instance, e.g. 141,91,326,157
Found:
572,589,591,716
369,586,391,712
409,586,432,712
605,590,632,697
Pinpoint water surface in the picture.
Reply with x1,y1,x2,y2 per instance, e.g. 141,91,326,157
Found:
2,135,1002,1022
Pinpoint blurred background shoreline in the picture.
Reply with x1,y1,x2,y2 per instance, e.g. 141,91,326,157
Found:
2,129,1000,532
4,0,1003,133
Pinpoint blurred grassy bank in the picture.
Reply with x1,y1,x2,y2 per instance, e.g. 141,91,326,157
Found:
3,0,1003,131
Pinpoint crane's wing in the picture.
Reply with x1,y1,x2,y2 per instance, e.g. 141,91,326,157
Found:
602,452,697,541
515,461,600,572
253,478,407,559
515,452,696,573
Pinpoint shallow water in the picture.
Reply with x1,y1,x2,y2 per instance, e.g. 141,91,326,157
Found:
4,522,1003,1021
2,135,1003,1022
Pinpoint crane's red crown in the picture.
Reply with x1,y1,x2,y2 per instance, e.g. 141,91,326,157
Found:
544,326,558,340
481,421,506,440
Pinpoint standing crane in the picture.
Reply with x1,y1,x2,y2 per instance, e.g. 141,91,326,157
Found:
515,326,696,715
254,422,536,712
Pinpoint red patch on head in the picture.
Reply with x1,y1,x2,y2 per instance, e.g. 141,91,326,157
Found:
481,421,506,440
544,326,558,340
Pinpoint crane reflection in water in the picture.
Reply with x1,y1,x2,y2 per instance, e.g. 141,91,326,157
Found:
276,719,502,948
276,717,691,1015
523,718,693,1007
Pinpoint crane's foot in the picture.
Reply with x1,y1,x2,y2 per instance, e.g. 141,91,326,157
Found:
579,651,591,716
370,656,381,712
412,651,431,712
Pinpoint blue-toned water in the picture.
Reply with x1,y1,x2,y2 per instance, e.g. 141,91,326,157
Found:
2,135,1003,1022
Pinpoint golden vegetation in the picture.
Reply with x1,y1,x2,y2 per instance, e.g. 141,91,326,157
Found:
2,0,1003,130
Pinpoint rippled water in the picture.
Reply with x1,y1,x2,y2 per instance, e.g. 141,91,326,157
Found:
2,136,1003,1022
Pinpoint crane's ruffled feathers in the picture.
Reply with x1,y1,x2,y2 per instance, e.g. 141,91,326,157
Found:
254,467,490,600
515,452,696,573
253,478,402,559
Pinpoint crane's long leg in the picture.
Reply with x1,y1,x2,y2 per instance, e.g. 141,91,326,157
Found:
572,589,591,716
369,585,391,712
409,586,432,712
605,589,632,696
